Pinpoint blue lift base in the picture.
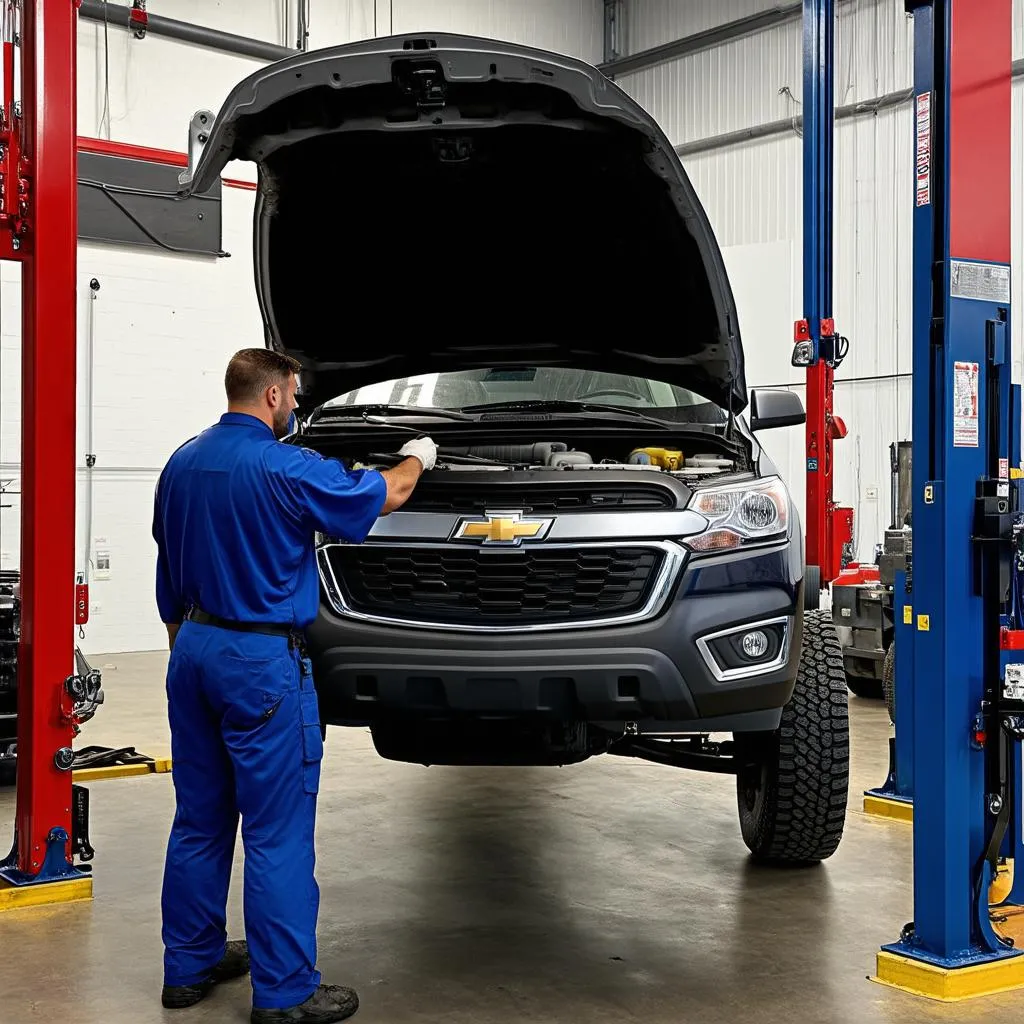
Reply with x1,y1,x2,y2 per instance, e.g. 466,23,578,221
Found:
0,827,92,887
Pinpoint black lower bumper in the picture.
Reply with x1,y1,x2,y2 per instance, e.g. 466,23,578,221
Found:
307,543,803,734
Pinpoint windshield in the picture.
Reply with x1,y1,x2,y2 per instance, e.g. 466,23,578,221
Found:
326,368,726,423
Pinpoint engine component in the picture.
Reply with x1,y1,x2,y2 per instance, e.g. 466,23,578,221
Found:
549,451,594,468
685,454,734,470
629,447,684,471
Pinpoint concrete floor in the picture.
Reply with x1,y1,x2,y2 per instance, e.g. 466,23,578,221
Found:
2,652,1024,1023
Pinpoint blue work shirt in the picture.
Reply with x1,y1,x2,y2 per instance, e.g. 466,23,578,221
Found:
153,412,387,628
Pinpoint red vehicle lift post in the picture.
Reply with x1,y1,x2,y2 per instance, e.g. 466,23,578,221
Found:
0,0,91,904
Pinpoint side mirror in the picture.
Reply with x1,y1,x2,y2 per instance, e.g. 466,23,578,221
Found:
749,389,805,431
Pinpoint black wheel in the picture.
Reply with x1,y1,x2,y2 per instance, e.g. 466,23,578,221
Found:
734,609,849,865
804,564,822,611
847,676,884,700
882,643,895,725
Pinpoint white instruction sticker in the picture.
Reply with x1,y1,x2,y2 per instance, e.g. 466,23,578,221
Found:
1000,458,1009,479
951,261,1011,304
1005,664,1024,702
952,361,979,447
915,93,931,207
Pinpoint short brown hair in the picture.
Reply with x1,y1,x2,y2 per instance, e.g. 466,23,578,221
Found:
224,348,302,403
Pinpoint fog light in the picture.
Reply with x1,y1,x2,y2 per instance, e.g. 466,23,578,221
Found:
741,630,770,659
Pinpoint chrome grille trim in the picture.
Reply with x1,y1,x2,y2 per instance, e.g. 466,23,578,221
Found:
357,509,709,542
317,540,687,634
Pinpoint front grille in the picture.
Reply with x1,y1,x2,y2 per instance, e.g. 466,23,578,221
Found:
402,484,675,514
326,545,666,627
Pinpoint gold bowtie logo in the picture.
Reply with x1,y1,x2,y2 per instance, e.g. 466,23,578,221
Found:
452,511,554,545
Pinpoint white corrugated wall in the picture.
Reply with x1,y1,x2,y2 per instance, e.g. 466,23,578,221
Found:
0,1,603,655
616,0,1022,562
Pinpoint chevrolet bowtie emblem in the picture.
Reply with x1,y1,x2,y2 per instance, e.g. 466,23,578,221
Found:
452,511,554,546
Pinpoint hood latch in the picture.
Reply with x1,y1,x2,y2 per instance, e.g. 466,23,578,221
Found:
393,59,448,110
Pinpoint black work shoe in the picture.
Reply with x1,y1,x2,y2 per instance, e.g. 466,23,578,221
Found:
161,939,251,1009
251,983,360,1023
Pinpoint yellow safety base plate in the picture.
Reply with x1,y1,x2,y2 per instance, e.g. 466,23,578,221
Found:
873,948,1024,1001
0,876,93,912
863,795,914,822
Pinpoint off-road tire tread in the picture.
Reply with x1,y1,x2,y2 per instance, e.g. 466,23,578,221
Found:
882,642,895,725
739,609,850,865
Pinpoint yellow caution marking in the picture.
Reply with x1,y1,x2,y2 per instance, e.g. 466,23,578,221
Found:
71,757,172,784
863,795,914,822
1012,467,1023,480
990,860,1015,909
72,764,152,782
0,877,93,912
917,614,930,632
904,605,913,625
873,949,1024,1001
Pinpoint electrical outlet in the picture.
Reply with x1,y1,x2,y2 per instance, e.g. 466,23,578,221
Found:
94,549,111,580
865,486,879,500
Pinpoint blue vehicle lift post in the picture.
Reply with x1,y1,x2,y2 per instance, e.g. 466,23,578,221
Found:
792,0,854,606
873,0,1024,1000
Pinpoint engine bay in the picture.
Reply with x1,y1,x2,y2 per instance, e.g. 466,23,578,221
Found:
356,441,738,481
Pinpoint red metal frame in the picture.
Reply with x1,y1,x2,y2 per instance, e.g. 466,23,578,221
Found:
77,135,257,190
802,344,853,585
5,0,80,877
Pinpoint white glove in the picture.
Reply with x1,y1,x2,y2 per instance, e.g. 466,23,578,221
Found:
398,436,437,471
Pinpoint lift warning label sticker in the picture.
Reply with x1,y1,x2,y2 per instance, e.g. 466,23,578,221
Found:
1004,665,1024,702
915,93,931,207
950,261,1012,304
953,360,979,447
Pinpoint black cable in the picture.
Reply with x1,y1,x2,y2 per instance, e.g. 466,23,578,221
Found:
755,370,911,390
78,179,230,258
101,2,112,139
78,177,188,201
299,0,310,51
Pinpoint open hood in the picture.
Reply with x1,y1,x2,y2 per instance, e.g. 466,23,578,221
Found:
184,33,747,412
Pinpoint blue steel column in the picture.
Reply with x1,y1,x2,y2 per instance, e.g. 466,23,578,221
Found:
801,0,840,590
882,0,1016,969
801,0,830,353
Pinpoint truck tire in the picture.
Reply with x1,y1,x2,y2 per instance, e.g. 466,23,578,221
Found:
847,676,884,700
734,609,849,865
882,642,895,725
804,564,821,611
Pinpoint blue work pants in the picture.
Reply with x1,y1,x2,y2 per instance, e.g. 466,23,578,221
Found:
160,621,324,1010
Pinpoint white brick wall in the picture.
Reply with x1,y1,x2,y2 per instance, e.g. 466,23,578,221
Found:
0,1,604,654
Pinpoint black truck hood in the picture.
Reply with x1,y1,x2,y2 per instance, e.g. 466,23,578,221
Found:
184,33,747,412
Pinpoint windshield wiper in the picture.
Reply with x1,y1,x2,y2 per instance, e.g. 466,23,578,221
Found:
460,400,675,429
318,404,475,422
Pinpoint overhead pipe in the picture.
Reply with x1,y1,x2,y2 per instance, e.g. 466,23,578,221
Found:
675,57,1024,158
599,2,851,80
78,0,297,63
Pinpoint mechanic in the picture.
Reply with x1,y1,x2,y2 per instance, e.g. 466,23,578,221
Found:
152,348,436,1023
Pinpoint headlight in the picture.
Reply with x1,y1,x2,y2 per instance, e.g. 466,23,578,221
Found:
686,476,790,552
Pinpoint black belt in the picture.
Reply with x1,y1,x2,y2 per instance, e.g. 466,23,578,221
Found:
186,607,304,647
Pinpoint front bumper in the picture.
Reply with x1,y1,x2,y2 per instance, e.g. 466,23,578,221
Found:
306,540,803,733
